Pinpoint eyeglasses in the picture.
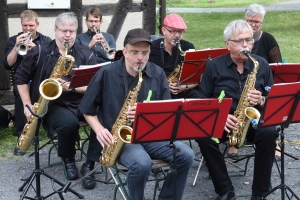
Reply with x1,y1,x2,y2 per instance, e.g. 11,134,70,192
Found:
127,49,150,57
229,38,254,46
86,20,101,24
246,20,262,26
56,26,77,35
164,27,185,35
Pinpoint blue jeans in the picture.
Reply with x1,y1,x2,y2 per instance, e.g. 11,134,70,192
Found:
119,141,194,200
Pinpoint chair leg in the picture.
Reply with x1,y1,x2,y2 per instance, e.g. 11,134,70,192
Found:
192,155,204,186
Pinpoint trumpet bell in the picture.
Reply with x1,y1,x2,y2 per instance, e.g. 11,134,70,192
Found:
16,43,28,56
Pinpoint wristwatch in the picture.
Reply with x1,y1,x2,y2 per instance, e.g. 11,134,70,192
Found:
71,88,76,93
259,96,265,106
185,84,188,91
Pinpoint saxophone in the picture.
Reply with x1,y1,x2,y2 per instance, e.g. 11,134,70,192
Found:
167,40,185,83
16,42,75,152
100,64,143,167
227,48,261,149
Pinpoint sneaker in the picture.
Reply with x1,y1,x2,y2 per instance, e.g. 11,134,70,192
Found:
13,147,26,156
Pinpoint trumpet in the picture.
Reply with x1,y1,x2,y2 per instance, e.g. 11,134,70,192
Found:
16,32,32,56
93,27,116,60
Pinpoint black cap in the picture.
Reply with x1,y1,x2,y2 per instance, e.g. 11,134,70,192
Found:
123,28,153,47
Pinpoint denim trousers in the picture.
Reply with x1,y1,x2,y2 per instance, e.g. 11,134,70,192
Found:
119,141,194,200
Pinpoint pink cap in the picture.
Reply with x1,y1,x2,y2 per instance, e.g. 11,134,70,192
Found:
163,13,187,30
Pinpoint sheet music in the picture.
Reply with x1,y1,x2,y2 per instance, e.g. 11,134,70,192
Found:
78,61,111,69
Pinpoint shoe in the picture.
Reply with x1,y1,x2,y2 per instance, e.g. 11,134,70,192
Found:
227,153,239,160
13,147,26,156
80,163,96,189
216,188,236,200
251,193,266,200
62,157,78,180
274,155,281,162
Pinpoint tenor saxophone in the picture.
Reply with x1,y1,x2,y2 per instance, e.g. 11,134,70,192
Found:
227,48,261,149
16,42,75,152
167,40,185,83
100,64,143,167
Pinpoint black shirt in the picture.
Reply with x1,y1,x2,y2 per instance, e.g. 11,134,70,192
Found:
199,53,274,114
79,57,171,131
15,40,97,115
2,32,52,70
76,31,116,64
149,39,195,76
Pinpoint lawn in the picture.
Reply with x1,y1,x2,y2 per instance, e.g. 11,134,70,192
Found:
156,0,291,8
158,11,300,63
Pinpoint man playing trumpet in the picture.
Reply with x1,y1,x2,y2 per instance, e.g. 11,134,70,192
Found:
76,7,116,63
2,10,51,156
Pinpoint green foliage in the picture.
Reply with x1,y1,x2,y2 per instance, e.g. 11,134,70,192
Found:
169,11,300,63
156,0,289,8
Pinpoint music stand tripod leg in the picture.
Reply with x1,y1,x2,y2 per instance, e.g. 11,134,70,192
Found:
261,126,300,200
19,104,84,200
192,155,204,187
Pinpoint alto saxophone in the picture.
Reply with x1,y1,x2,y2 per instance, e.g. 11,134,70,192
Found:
167,40,185,83
100,64,143,167
93,27,116,60
227,48,261,149
16,42,75,152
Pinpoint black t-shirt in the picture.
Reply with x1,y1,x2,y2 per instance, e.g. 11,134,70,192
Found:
149,39,195,76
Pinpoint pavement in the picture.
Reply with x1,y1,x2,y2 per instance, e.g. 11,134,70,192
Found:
1,1,300,199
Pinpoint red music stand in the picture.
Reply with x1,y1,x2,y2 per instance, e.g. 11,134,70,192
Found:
258,82,300,200
131,98,232,200
178,48,229,84
270,63,300,84
69,65,102,88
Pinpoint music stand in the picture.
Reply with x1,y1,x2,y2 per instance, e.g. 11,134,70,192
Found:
18,104,84,200
178,48,229,85
69,65,102,89
131,98,232,200
272,63,300,84
258,82,300,200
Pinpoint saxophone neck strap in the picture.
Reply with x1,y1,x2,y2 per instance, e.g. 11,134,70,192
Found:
122,61,140,99
160,39,181,70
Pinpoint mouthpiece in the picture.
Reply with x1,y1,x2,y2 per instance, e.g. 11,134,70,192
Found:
240,48,250,57
138,64,142,71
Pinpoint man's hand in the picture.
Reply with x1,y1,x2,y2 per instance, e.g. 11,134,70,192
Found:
248,89,262,106
57,78,71,92
96,128,113,147
169,83,186,95
89,33,103,49
24,104,34,121
126,103,137,123
225,114,238,133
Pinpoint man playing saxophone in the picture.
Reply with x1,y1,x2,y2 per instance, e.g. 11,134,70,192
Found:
149,13,200,98
76,7,116,63
78,28,194,199
2,10,51,156
15,12,97,180
195,20,277,200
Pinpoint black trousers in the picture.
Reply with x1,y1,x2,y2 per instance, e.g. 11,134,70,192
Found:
195,125,278,196
13,84,27,137
43,105,84,158
86,129,103,162
171,88,201,99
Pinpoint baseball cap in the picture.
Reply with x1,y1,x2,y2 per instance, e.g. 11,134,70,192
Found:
163,13,187,30
123,28,153,46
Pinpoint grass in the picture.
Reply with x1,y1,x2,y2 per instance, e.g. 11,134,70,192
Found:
162,11,300,63
156,0,290,8
0,125,89,158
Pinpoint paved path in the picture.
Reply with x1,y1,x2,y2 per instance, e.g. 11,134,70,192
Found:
167,0,300,13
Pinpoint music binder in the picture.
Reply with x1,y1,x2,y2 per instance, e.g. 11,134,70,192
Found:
269,63,300,84
131,98,232,143
69,64,103,88
178,48,229,84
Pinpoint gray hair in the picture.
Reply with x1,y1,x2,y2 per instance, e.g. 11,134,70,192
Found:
55,12,78,29
223,20,253,41
244,4,266,21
